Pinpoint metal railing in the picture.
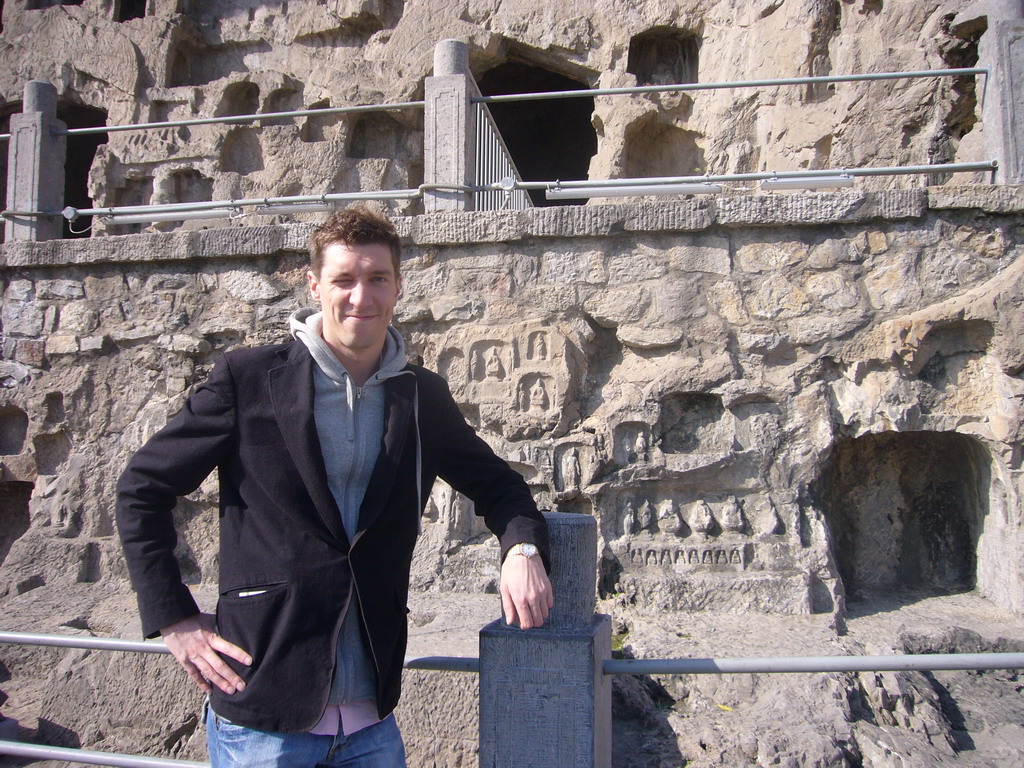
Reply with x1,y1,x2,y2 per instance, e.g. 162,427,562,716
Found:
527,160,999,199
0,67,985,144
2,630,1023,767
471,67,989,105
473,103,532,211
0,101,426,143
0,66,998,231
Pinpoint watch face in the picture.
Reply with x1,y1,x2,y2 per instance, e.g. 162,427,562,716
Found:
521,543,539,557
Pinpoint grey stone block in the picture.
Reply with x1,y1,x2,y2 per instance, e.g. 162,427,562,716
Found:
479,615,612,768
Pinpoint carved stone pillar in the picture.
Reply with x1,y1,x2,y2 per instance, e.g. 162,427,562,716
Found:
479,512,612,768
5,81,66,242
953,0,1024,184
423,39,478,212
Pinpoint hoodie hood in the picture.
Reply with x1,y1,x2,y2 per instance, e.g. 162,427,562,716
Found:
289,307,408,386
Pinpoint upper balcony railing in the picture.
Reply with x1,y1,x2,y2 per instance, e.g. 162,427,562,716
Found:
1,33,1020,240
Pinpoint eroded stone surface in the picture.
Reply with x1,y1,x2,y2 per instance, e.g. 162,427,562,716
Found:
0,194,1022,765
0,0,1000,239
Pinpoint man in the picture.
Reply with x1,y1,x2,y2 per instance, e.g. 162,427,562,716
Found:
117,206,553,767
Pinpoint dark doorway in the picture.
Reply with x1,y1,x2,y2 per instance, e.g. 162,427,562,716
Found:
0,109,14,243
822,431,984,602
627,27,700,86
116,0,147,21
0,481,32,568
58,103,108,239
477,62,596,207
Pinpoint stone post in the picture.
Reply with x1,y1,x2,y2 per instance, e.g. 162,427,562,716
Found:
479,513,612,768
953,0,1024,184
423,39,477,212
5,80,66,241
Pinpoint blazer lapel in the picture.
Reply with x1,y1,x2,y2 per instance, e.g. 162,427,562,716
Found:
268,344,350,547
356,371,415,534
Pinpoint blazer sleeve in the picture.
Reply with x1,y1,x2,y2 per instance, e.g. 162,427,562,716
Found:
420,371,551,570
116,357,238,638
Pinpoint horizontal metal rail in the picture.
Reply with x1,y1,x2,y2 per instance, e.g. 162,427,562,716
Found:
0,631,478,672
61,189,424,221
2,159,995,223
0,740,208,767
473,67,989,104
0,67,984,143
605,652,1024,676
59,101,423,140
508,160,999,191
0,630,169,654
5,632,1023,675
2,632,1020,767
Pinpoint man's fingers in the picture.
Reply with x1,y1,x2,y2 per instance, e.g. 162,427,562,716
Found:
194,649,247,694
209,634,253,666
500,553,554,629
515,597,536,629
182,662,213,694
161,614,251,695
501,585,519,627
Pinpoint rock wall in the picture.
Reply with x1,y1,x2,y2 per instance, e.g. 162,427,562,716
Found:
0,0,996,238
0,188,1022,764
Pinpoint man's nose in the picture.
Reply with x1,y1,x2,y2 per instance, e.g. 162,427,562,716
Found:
348,280,371,306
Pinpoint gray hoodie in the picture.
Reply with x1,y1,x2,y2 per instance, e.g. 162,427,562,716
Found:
289,307,409,706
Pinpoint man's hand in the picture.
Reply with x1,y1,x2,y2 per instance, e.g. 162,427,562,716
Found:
500,553,553,630
160,613,251,695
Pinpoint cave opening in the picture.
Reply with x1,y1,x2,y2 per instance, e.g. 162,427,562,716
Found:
0,481,32,568
821,431,990,604
627,27,700,86
477,62,596,207
115,0,146,21
58,103,108,239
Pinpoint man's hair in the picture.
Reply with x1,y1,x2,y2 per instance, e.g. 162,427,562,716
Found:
309,205,402,277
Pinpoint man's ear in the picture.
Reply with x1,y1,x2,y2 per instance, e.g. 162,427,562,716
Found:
396,275,404,297
307,269,321,301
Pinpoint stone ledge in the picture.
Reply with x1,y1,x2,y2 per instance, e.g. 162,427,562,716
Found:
714,189,926,226
2,187,1021,269
927,184,1024,213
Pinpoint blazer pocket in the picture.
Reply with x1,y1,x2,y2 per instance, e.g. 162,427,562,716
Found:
216,581,290,677
220,581,288,604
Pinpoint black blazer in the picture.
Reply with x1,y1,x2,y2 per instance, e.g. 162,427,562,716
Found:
116,340,550,732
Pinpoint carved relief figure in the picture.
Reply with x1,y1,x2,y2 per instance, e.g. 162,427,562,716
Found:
52,503,70,529
561,448,581,491
634,431,649,462
484,347,505,380
638,499,656,533
756,498,785,536
622,498,637,537
529,379,549,413
721,497,746,534
528,332,548,360
658,499,684,537
690,500,716,537
535,447,554,476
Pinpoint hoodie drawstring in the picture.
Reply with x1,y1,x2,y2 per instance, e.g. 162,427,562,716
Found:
396,370,423,534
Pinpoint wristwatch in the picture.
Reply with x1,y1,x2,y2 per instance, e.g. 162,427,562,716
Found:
507,542,539,559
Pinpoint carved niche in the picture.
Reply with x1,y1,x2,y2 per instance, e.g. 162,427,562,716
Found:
428,323,579,439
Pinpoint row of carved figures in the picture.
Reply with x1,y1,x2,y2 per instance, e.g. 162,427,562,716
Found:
620,496,782,538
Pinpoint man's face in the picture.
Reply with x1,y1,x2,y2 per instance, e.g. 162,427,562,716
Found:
307,241,401,362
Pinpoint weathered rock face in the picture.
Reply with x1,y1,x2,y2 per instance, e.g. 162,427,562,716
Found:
0,189,1022,765
0,0,996,238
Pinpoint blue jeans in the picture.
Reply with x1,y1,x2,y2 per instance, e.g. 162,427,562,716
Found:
205,706,407,768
